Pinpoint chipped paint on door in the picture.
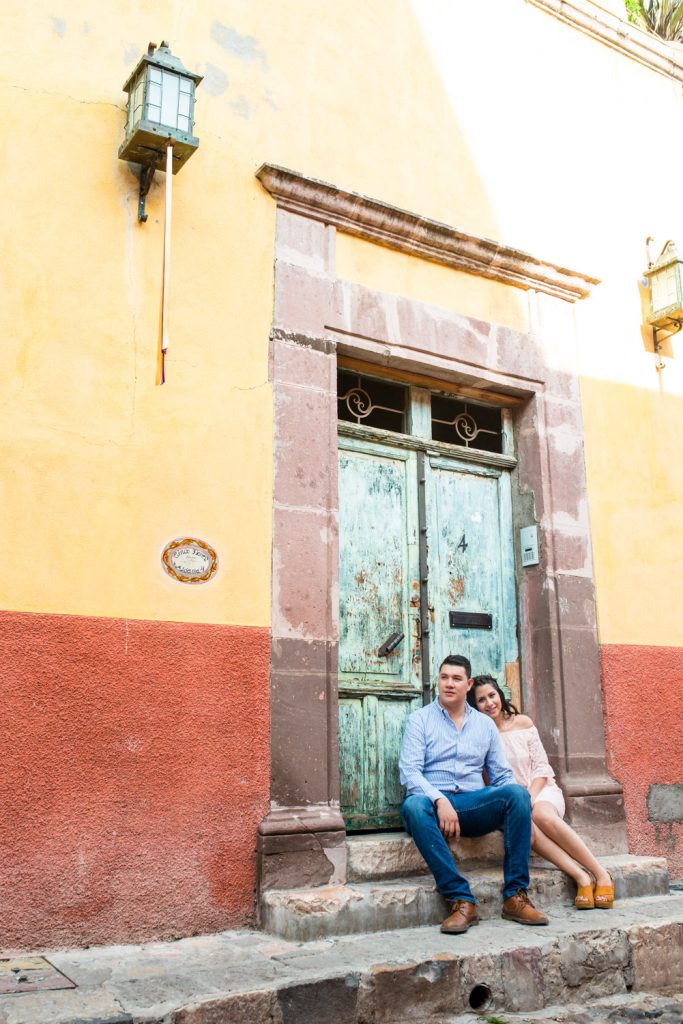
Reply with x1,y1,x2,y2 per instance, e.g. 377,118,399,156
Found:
339,454,407,677
338,439,421,829
338,441,519,831
427,456,518,694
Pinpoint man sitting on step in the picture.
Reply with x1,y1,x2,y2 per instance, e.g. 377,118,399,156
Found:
399,653,548,934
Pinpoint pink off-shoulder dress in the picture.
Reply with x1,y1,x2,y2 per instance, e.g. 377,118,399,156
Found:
500,726,566,818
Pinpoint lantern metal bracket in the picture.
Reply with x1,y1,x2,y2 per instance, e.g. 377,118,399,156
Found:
653,319,683,371
137,164,156,223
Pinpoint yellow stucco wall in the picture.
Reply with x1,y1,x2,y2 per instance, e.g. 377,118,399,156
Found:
1,0,682,640
581,379,683,647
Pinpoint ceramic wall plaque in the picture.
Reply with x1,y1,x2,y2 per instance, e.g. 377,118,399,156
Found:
161,537,218,584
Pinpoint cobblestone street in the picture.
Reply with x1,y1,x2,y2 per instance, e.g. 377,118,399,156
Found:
0,893,681,1024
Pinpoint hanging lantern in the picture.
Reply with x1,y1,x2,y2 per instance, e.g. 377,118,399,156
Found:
119,41,202,221
644,240,683,328
119,42,202,383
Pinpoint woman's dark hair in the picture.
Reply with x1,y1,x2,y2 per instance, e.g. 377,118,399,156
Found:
467,673,520,718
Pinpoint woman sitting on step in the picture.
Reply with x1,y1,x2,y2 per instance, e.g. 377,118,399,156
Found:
467,674,614,910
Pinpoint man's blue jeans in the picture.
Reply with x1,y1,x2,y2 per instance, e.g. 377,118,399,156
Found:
400,785,532,905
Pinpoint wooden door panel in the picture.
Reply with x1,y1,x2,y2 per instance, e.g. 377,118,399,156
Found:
377,695,421,812
338,449,412,679
339,694,421,829
338,440,421,830
339,698,364,818
427,458,518,691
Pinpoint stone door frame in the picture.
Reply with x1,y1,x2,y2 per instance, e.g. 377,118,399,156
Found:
256,165,625,892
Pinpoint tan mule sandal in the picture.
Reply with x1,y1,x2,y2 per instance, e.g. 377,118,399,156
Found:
574,881,595,910
594,874,614,909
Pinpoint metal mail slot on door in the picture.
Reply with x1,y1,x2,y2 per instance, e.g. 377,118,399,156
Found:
449,611,492,630
377,631,405,656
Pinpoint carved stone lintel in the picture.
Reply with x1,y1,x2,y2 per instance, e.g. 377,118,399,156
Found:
257,164,599,303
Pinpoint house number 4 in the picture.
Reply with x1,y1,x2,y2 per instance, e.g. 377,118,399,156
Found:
457,533,468,553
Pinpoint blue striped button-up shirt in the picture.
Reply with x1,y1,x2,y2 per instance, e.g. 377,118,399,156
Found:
399,699,515,803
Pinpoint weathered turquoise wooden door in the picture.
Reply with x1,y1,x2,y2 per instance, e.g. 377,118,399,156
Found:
338,438,422,829
426,456,518,694
338,434,519,832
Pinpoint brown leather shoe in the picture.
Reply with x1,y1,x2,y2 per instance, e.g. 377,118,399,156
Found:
440,899,479,934
501,890,548,925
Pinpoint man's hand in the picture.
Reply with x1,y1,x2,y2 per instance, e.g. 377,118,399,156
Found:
435,798,460,841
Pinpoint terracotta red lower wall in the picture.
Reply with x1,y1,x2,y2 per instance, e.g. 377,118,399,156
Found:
601,643,683,879
0,611,270,952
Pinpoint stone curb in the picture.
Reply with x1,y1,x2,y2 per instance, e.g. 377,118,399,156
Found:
169,917,683,1024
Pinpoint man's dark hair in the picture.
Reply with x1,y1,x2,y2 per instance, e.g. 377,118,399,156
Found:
438,653,471,678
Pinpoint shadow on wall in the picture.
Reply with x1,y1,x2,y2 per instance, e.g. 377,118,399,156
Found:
582,376,683,874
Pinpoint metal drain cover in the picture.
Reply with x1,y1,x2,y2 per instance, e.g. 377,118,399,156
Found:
0,957,77,994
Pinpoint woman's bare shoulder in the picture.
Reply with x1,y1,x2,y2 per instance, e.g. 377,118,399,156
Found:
510,714,535,730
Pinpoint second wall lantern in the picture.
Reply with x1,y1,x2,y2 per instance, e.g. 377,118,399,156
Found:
645,240,683,329
119,41,203,221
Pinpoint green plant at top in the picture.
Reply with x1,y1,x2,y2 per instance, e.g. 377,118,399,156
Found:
626,0,643,21
625,0,683,39
625,0,643,22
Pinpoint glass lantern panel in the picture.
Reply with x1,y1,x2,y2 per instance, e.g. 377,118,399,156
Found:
149,68,162,84
651,265,679,314
147,104,161,122
177,115,190,133
178,93,191,117
128,74,145,133
160,70,181,128
147,81,161,107
180,79,192,94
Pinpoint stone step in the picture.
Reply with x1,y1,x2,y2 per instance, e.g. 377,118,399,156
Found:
183,896,683,1024
346,824,629,882
259,854,669,941
347,831,503,882
28,893,683,1023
